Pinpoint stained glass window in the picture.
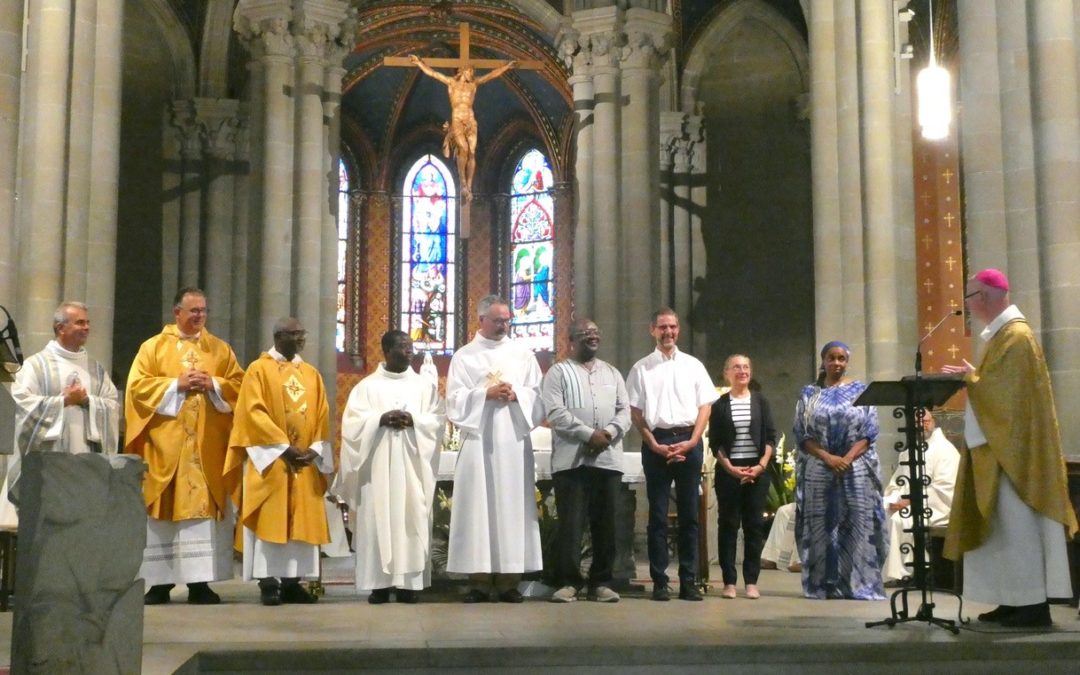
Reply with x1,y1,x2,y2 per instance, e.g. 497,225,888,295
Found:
509,149,555,352
336,160,349,352
400,154,457,354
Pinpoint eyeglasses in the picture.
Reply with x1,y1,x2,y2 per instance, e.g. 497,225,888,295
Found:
572,329,601,339
963,290,981,299
184,308,208,315
482,317,510,325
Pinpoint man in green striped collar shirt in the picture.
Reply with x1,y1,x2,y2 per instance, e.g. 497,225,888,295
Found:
541,319,631,604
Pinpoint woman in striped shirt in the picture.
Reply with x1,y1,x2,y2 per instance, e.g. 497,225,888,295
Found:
708,354,777,599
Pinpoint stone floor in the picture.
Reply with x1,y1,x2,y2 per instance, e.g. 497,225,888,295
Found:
4,564,1080,674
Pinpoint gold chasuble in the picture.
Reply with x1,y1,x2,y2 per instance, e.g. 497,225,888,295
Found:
945,319,1079,559
225,354,331,546
125,325,244,521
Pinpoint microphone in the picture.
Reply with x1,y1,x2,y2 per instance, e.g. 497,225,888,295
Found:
915,309,962,373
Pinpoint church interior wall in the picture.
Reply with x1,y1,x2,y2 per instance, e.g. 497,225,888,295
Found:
112,0,196,383
685,2,814,430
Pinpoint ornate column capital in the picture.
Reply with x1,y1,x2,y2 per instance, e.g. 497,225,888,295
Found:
620,8,672,72
193,98,242,160
169,100,203,160
234,0,294,59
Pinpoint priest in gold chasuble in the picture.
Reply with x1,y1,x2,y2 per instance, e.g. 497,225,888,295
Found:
943,269,1079,628
126,288,244,605
225,317,332,605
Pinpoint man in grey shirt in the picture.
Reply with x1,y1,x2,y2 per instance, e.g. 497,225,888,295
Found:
541,319,631,603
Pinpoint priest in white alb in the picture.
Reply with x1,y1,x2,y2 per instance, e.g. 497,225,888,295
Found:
446,295,544,603
5,302,120,524
335,330,443,604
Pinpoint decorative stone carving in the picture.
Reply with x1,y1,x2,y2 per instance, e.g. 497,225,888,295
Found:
11,452,147,674
193,98,242,161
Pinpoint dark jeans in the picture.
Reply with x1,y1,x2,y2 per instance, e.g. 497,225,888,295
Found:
552,465,622,589
714,457,771,585
641,430,703,586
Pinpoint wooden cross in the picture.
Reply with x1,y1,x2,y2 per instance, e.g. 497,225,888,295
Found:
384,23,543,237
383,22,543,73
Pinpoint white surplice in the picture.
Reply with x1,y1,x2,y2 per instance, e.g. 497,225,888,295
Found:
335,364,443,590
445,334,544,574
4,341,120,528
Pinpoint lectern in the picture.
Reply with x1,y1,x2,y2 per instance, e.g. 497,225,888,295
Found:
857,374,965,633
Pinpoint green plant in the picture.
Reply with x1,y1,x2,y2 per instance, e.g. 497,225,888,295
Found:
765,433,796,515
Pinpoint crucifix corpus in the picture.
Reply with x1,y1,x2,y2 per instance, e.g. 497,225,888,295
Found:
384,22,542,212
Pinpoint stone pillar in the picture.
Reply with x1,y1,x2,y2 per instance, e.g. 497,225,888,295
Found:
859,0,901,381
619,10,670,366
0,0,21,306
572,6,622,364
17,0,73,351
808,0,843,347
294,27,327,354
195,98,241,342
231,108,253,360
170,100,204,288
1030,0,1080,450
562,25,595,322
86,0,125,369
686,115,707,357
62,0,98,303
235,8,295,343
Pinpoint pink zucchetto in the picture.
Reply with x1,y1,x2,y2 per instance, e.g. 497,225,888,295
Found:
974,268,1009,291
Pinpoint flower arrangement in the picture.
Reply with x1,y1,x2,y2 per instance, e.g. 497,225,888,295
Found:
765,432,796,514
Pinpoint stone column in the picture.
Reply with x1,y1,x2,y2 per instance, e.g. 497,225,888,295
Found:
686,115,707,357
17,0,72,351
859,0,901,380
1030,0,1080,450
294,24,328,361
618,10,669,367
170,100,203,288
574,11,622,364
231,108,252,359
195,98,240,341
562,26,595,321
0,0,21,306
86,0,125,369
808,0,844,349
62,0,98,302
235,8,295,342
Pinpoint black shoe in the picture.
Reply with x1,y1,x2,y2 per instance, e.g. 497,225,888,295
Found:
280,582,318,604
397,589,419,604
144,584,174,605
187,583,221,605
368,588,391,605
651,585,671,602
498,588,524,603
978,605,1017,622
679,584,704,601
463,588,490,604
260,585,282,606
1000,602,1051,628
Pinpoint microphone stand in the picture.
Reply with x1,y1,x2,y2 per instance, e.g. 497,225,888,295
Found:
867,309,963,633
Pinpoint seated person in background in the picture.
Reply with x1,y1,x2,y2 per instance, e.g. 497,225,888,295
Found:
882,410,959,582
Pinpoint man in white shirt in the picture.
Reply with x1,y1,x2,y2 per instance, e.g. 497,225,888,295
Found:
627,308,718,601
7,302,120,514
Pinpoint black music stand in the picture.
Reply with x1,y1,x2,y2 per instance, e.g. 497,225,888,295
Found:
857,374,965,633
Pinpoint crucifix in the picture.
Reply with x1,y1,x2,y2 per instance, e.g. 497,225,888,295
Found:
384,22,543,235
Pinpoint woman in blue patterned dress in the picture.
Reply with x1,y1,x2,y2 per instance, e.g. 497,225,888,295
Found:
793,341,887,600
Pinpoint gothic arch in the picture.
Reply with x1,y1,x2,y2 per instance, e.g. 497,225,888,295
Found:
138,0,197,99
198,0,236,97
680,0,808,114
